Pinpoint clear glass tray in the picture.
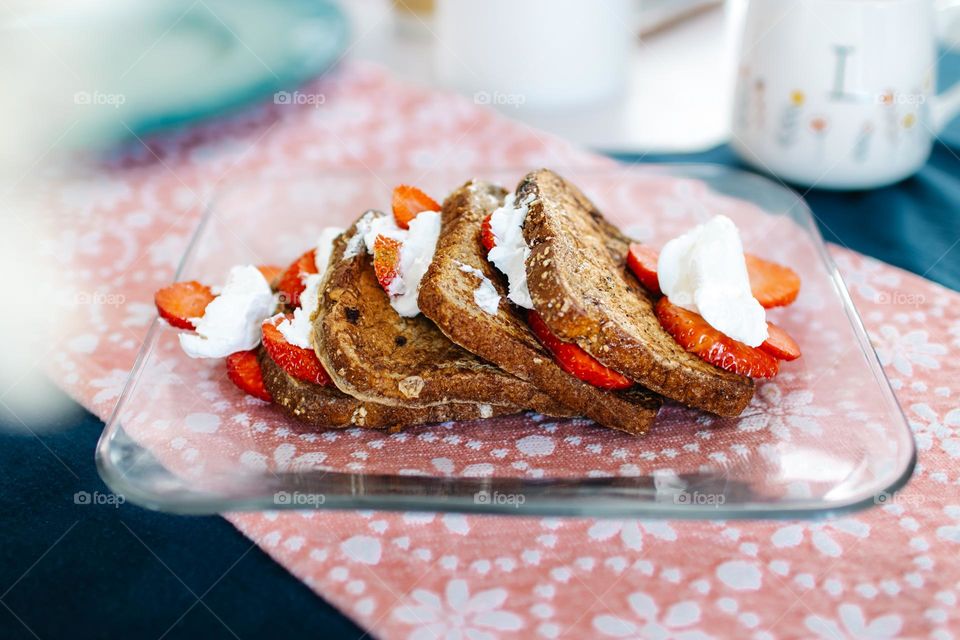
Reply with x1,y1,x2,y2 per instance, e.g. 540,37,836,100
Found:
96,165,915,518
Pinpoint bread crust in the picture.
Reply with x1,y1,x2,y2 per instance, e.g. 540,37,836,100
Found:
259,349,515,431
519,169,755,416
418,180,661,436
312,214,572,416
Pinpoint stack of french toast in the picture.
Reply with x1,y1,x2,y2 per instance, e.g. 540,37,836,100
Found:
155,169,802,436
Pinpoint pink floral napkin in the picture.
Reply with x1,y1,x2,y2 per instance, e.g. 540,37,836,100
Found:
49,63,960,638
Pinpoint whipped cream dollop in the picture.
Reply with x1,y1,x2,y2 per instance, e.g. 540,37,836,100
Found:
313,226,344,276
657,215,767,347
347,209,441,318
456,261,501,316
487,193,533,309
391,211,441,317
277,226,344,349
179,265,275,358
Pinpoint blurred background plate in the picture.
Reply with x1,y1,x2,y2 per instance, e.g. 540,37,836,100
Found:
2,0,348,144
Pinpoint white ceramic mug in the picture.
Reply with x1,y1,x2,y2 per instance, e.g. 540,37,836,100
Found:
434,0,631,109
731,0,960,190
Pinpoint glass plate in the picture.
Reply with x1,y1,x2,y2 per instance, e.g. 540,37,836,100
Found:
5,0,349,143
96,165,915,518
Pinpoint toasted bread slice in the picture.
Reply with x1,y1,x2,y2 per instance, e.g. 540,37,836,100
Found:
519,169,755,416
419,180,662,435
259,349,515,431
312,214,572,416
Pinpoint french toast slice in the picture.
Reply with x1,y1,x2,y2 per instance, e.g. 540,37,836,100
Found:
519,169,755,416
419,180,662,435
312,214,572,416
259,349,516,431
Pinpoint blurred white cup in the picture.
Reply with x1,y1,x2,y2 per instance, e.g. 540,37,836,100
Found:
435,0,632,110
731,0,960,190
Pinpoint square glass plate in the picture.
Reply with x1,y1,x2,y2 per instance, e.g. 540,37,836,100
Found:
96,165,915,519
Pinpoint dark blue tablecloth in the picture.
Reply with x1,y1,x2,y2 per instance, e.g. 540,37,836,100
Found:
3,54,958,640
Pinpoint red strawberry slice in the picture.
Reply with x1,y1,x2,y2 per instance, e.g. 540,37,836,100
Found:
225,349,272,401
373,234,402,292
626,243,662,296
655,298,780,379
760,321,802,361
480,213,496,253
155,281,215,330
392,185,440,229
256,264,284,287
528,310,633,390
261,315,332,386
626,245,801,309
277,249,318,308
745,254,801,308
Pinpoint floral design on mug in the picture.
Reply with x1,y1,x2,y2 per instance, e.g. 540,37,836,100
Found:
881,90,900,144
809,116,830,158
852,122,875,163
776,90,805,148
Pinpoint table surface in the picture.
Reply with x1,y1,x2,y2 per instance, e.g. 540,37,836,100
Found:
2,58,959,640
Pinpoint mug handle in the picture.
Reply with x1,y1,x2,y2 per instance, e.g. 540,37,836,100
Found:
933,0,960,132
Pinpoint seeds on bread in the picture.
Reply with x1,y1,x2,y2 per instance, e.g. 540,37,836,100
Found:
419,180,662,435
519,169,755,416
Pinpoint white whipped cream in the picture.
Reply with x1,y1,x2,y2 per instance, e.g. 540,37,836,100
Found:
657,215,768,347
314,226,344,275
343,211,379,260
277,273,321,348
362,212,405,253
345,210,441,318
179,265,275,358
277,226,343,349
391,210,441,317
456,261,501,316
487,193,533,309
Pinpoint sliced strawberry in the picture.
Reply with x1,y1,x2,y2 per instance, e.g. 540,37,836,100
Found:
655,298,780,378
745,254,801,308
225,349,272,401
155,281,215,330
626,243,662,296
373,234,402,292
527,310,633,390
257,264,284,287
392,185,440,229
277,249,318,308
480,213,496,253
760,321,802,361
261,316,332,386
